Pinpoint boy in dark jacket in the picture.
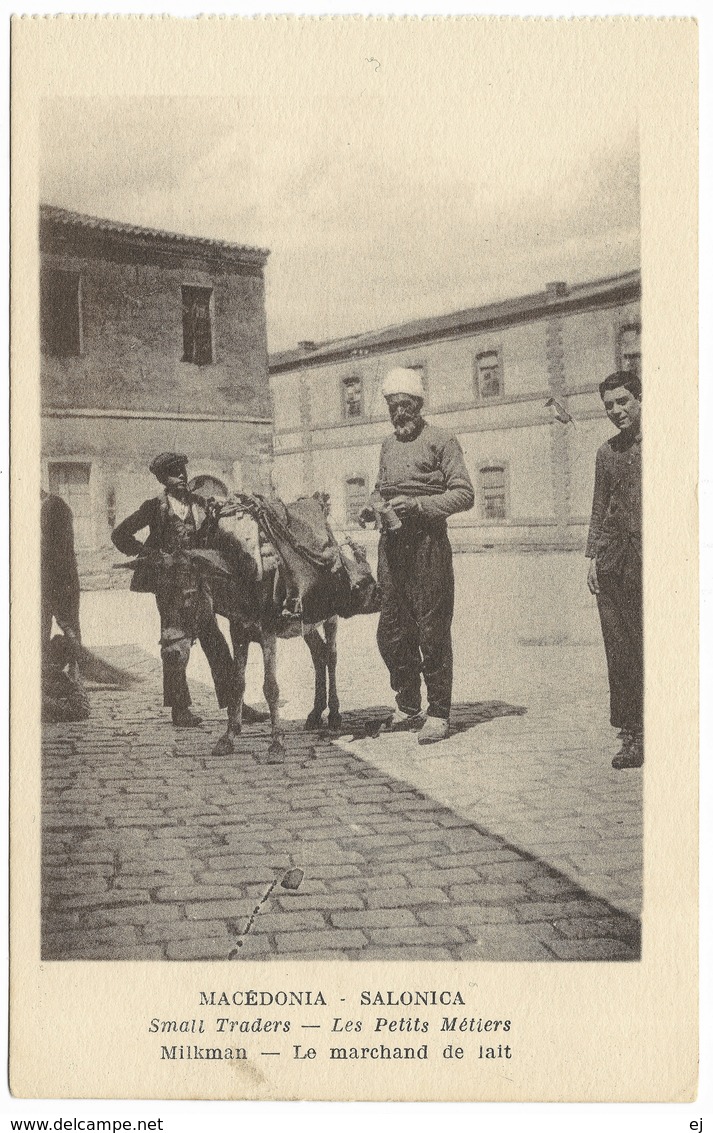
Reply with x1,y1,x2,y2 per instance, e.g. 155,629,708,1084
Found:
112,452,234,727
586,372,643,769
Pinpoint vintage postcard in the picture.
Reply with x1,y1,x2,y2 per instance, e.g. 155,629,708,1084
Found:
9,15,698,1102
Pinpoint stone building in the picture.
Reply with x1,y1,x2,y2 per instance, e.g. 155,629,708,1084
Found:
40,206,272,583
269,270,641,552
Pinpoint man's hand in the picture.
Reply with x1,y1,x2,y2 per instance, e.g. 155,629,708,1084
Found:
358,505,377,528
587,559,600,595
390,495,421,519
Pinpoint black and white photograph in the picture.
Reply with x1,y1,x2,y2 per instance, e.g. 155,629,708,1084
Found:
38,41,643,966
9,13,699,1105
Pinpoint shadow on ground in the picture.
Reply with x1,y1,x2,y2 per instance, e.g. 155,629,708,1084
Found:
314,700,527,741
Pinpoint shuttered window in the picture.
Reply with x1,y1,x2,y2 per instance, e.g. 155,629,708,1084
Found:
42,270,82,357
475,350,503,399
48,462,93,549
342,375,364,419
480,465,508,520
345,476,368,524
182,286,213,365
619,324,641,378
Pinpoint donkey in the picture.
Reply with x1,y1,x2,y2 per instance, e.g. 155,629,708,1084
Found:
198,498,342,761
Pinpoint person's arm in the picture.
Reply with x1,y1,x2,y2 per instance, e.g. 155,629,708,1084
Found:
415,435,475,521
585,446,610,560
111,499,156,557
586,446,611,594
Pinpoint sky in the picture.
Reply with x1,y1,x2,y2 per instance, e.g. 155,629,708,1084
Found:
40,48,639,353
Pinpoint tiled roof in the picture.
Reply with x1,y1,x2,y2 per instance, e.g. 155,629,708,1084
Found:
40,204,270,263
270,269,640,371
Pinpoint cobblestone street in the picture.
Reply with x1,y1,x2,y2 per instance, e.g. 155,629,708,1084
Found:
42,555,643,963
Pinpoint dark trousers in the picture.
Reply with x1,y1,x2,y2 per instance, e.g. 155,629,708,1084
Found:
155,573,233,711
596,538,643,733
376,523,454,719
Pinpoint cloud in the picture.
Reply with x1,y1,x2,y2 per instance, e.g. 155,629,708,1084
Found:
39,94,639,352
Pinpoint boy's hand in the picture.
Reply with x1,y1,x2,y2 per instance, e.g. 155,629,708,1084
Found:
587,559,599,595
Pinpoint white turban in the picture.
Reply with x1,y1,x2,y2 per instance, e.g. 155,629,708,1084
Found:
382,367,425,400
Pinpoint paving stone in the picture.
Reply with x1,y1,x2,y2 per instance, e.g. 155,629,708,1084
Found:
141,919,233,944
274,929,368,953
48,889,151,910
546,937,639,961
155,884,248,903
52,944,167,961
401,866,480,887
328,873,408,891
166,937,241,961
477,860,547,883
330,909,419,930
249,910,328,934
553,916,641,942
351,946,454,961
184,900,255,921
449,882,529,905
516,898,611,922
526,875,587,898
284,951,351,960
417,903,520,927
43,925,137,956
369,925,466,947
366,887,449,908
274,893,365,912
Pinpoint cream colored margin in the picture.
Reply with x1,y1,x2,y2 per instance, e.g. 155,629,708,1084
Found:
9,15,698,1102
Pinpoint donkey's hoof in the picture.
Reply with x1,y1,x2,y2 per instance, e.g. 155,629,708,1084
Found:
265,743,284,770
265,729,284,765
327,712,342,732
212,732,236,757
304,711,324,731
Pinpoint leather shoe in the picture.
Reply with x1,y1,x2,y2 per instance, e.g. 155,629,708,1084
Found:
612,735,643,769
386,708,426,733
417,716,449,745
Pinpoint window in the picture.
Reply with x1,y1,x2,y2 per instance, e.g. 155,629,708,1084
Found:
42,270,82,357
182,286,213,365
345,476,368,525
475,350,503,399
48,462,93,550
342,375,364,419
619,324,641,378
479,465,508,521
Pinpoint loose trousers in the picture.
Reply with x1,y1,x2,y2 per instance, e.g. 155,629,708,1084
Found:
376,523,455,720
155,567,233,711
596,537,643,733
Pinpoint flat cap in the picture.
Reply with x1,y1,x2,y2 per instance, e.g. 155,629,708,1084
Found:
149,452,188,478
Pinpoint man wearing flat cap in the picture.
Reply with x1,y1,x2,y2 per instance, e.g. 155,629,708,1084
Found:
112,452,234,727
361,368,475,744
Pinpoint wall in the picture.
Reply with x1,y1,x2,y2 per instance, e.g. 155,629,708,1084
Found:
270,288,639,551
41,246,269,418
41,414,273,584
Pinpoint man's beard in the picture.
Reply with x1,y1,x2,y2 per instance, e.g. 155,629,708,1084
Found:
392,414,422,440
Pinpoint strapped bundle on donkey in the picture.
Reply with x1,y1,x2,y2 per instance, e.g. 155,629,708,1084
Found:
252,493,380,625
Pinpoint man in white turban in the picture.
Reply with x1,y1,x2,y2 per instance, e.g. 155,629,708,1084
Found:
360,367,474,744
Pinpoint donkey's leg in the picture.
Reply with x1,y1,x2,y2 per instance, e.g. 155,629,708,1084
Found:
261,632,285,760
303,624,328,729
212,632,248,756
324,616,341,730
